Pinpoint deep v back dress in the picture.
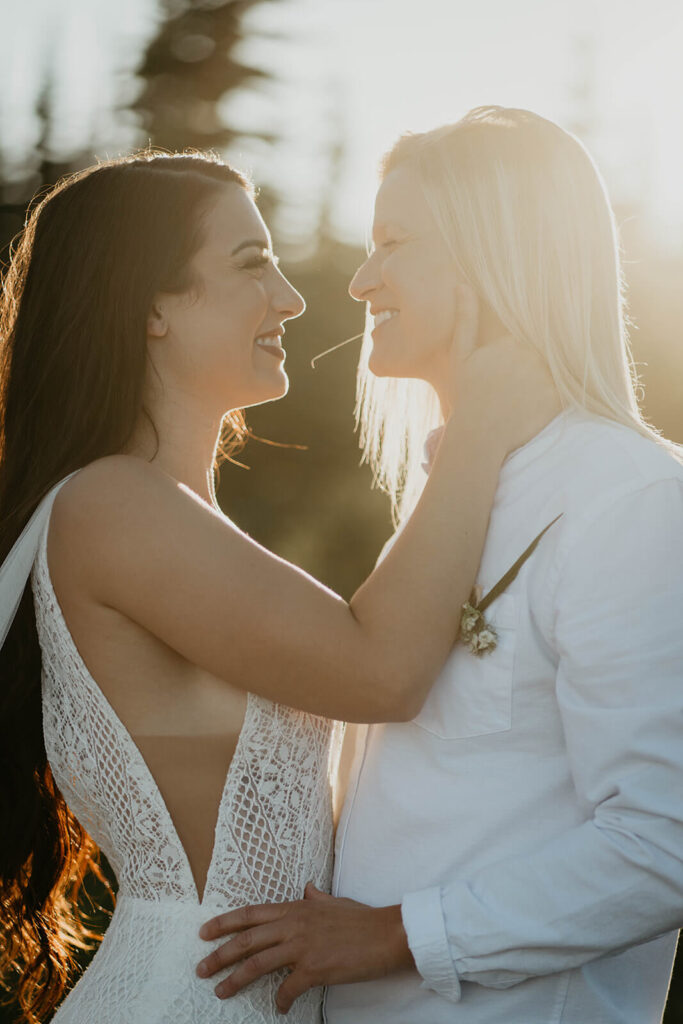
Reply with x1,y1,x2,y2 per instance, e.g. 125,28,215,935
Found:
31,491,340,1023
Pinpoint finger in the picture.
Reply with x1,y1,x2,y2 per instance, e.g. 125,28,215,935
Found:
199,901,286,940
197,921,288,977
451,282,480,361
214,946,297,1000
276,969,316,1014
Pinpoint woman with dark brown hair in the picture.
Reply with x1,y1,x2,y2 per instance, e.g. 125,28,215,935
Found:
0,150,558,1023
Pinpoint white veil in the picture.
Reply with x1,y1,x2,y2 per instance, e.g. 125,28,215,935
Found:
0,472,78,646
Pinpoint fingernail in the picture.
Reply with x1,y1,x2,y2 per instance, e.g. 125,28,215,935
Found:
196,962,208,978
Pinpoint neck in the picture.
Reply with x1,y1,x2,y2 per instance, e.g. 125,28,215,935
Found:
126,386,223,508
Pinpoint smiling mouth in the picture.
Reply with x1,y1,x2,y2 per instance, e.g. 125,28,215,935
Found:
255,334,285,360
372,309,399,331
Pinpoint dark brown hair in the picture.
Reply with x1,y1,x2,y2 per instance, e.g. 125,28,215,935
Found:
0,151,251,1022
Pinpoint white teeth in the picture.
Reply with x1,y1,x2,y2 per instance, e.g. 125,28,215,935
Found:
374,309,399,326
255,335,283,348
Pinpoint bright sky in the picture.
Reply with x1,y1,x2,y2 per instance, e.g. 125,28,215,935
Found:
2,0,683,246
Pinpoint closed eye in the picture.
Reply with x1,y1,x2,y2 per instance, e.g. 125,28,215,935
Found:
242,251,280,270
367,239,400,257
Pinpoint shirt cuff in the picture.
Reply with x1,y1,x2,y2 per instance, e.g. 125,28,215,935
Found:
401,886,462,1003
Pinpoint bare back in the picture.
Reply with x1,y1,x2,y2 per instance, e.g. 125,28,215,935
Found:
48,480,249,900
31,473,339,1022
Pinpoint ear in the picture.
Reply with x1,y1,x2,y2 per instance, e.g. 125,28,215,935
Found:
147,301,168,339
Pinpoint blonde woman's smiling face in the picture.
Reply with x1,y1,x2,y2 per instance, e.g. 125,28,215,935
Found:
349,164,459,388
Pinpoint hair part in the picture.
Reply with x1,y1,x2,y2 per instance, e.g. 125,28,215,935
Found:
0,149,252,1022
356,106,681,525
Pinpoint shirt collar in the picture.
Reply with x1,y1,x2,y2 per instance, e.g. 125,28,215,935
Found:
499,409,576,481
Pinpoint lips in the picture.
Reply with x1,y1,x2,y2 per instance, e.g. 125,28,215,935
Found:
254,321,286,359
254,332,285,361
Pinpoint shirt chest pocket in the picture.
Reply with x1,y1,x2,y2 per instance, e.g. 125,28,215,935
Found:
411,593,517,740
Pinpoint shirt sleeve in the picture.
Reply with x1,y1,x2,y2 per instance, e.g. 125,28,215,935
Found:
401,476,683,999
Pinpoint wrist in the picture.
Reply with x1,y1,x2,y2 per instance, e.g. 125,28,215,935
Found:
439,412,507,470
380,904,415,972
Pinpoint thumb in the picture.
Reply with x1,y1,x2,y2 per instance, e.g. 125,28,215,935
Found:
451,282,480,363
304,881,330,901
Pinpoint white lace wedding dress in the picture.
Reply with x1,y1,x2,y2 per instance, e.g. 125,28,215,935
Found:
30,497,341,1023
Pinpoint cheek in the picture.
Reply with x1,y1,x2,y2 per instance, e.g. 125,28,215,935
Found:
180,286,265,379
388,264,455,355
386,255,446,318
220,278,269,334
198,284,268,376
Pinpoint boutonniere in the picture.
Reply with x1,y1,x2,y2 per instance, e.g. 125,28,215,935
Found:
461,513,563,656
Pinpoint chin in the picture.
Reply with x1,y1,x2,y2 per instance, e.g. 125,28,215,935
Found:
368,347,422,381
243,374,289,409
368,346,398,378
273,376,289,400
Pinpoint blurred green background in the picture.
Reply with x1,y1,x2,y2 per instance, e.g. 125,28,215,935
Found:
1,0,681,1019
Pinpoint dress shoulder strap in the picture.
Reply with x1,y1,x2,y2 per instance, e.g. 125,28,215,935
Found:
0,471,80,646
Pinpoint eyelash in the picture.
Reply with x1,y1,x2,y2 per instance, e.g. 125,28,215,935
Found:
369,240,399,256
242,253,279,271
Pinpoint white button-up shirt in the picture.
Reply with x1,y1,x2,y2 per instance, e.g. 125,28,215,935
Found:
325,410,683,1024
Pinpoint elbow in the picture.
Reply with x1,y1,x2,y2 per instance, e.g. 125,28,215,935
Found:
336,639,430,723
390,686,427,723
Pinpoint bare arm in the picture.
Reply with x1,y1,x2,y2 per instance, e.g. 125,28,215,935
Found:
51,417,499,723
51,293,559,722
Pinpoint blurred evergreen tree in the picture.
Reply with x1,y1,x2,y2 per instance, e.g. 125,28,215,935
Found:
0,65,91,267
133,0,275,152
131,0,281,223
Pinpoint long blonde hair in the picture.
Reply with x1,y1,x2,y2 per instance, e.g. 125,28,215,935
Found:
356,106,680,525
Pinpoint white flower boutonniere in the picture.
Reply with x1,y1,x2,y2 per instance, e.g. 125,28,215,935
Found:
461,513,563,657
460,602,498,655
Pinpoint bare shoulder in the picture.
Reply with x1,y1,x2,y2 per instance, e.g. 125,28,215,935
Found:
49,456,192,588
53,454,175,521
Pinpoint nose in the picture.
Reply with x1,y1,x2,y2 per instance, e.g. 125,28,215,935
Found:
348,253,378,302
273,269,306,321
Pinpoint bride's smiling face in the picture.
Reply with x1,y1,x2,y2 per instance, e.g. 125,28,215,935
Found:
148,184,305,412
349,164,459,385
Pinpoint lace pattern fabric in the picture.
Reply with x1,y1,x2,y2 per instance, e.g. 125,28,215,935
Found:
31,512,341,1023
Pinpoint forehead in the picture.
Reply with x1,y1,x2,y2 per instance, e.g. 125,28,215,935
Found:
201,184,269,249
373,164,436,235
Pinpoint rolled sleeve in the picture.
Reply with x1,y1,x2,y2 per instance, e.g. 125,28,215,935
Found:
432,477,683,988
401,886,461,1002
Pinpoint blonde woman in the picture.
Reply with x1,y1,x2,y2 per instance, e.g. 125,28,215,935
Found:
198,108,683,1024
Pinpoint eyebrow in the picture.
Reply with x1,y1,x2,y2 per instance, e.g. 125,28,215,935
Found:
231,239,270,255
374,221,407,233
372,222,409,242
